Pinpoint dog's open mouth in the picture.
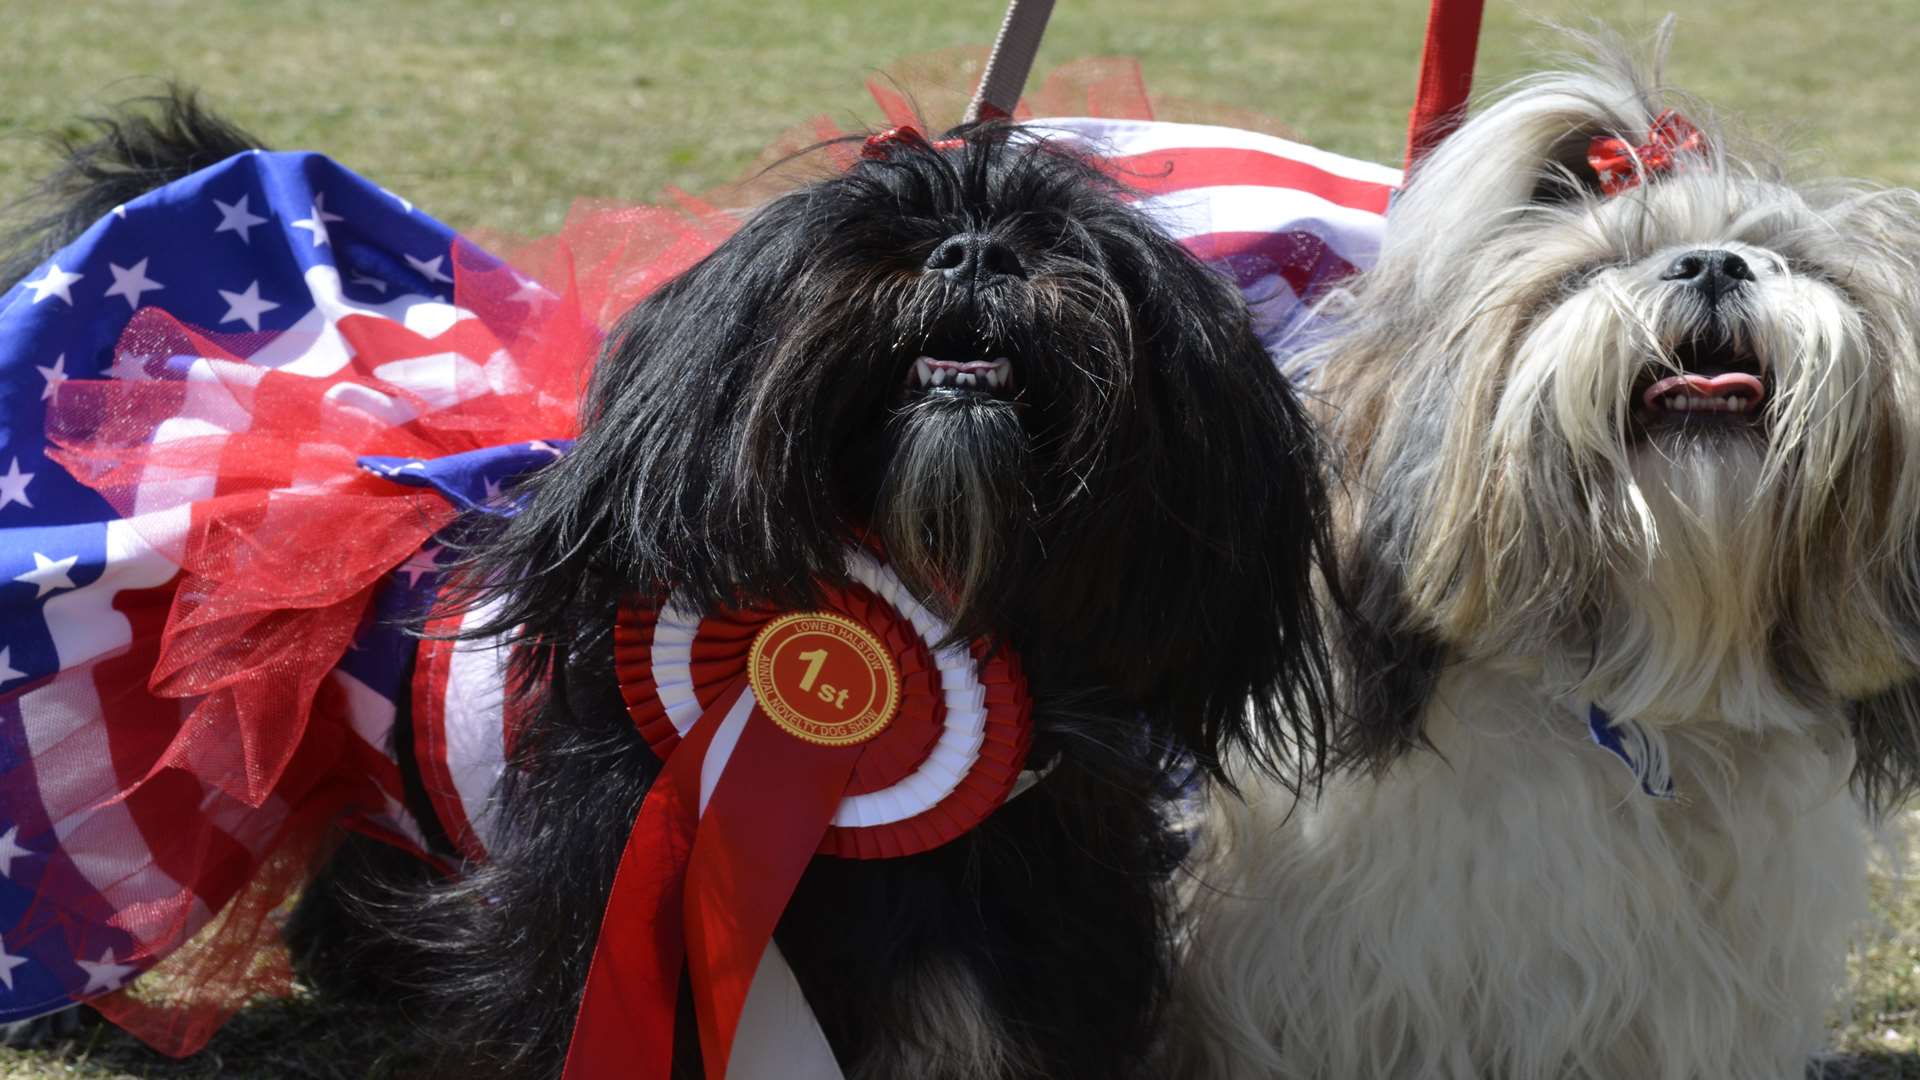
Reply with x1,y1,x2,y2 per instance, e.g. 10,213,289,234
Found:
910,356,1015,393
1633,336,1767,429
904,333,1019,400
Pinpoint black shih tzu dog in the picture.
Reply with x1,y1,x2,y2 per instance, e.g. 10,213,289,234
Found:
4,97,1336,1079
388,121,1338,1080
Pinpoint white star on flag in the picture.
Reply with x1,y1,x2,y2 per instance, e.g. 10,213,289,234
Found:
348,272,390,294
406,253,454,285
218,280,281,332
0,459,33,510
14,552,79,599
0,649,23,687
0,827,29,877
77,949,136,995
213,193,269,242
509,275,554,309
105,352,156,382
291,194,345,247
398,544,443,588
482,476,504,501
102,257,164,310
380,186,414,213
529,441,564,457
36,353,68,402
0,935,27,992
21,263,82,306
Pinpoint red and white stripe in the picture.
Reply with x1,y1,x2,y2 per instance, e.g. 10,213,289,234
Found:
1037,117,1397,349
417,551,1010,861
412,602,517,861
12,277,497,974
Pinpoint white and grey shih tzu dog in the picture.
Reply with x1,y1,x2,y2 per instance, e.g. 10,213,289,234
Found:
1180,28,1920,1080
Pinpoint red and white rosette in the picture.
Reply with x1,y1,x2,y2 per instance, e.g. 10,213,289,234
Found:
563,551,1033,1080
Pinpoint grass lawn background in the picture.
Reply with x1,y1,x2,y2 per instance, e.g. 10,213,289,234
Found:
4,1,1920,1076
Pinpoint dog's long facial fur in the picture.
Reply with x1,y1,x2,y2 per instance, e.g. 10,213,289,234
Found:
1176,30,1920,1080
1314,31,1920,806
2,98,1332,1077
459,122,1334,779
394,123,1335,1078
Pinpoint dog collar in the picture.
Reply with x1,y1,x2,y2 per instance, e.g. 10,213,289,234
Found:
564,550,1033,1080
1586,704,1676,799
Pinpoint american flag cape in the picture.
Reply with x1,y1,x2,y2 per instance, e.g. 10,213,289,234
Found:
0,97,1395,1054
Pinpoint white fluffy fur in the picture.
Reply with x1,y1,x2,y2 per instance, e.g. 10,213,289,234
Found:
1185,670,1863,1079
1182,26,1920,1079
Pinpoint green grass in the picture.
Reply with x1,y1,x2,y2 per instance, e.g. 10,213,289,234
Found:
5,0,1920,1074
1834,822,1920,1071
6,1,1919,234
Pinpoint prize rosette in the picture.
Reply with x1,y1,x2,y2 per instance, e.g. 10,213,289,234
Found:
613,550,1033,859
566,550,1034,1080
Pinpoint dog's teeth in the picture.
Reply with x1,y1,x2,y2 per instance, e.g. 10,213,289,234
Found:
957,372,977,387
932,367,949,386
913,357,935,386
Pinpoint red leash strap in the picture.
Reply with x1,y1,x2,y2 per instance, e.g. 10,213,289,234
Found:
1403,0,1487,170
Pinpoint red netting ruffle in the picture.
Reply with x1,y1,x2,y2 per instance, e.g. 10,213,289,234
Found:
32,241,613,1056
19,51,1176,1057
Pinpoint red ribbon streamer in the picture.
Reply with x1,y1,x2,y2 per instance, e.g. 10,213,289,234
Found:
682,711,863,1073
565,582,1033,1079
563,678,862,1079
563,678,740,1079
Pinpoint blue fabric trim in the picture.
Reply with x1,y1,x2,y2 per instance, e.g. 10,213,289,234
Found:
358,439,573,515
1587,705,1676,799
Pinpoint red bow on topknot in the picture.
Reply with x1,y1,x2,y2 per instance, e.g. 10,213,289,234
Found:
860,124,967,160
1587,110,1708,196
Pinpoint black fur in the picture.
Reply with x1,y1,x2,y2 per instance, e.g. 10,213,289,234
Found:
449,125,1335,781
1328,523,1449,772
1,87,260,288
1848,678,1920,818
6,99,1340,1078
399,124,1338,1078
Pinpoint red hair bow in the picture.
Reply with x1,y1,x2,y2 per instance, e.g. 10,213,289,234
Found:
1587,110,1707,196
860,125,966,160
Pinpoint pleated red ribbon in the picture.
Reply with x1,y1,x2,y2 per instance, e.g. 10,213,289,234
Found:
563,576,1031,1078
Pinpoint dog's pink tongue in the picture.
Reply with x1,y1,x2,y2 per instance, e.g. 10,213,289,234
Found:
1642,372,1766,408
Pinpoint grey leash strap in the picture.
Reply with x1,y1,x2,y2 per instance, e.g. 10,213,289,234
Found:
963,0,1057,123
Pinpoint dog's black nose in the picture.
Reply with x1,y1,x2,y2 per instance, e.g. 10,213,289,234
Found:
925,233,1024,283
1660,249,1755,304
